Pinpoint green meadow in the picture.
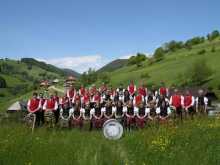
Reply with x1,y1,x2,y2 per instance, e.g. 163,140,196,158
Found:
0,118,220,165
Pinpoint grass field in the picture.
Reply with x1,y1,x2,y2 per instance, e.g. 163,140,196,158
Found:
0,117,220,165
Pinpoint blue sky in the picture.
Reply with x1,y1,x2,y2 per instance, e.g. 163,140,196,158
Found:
0,0,219,72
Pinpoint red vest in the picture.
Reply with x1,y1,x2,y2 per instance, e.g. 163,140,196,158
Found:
79,87,85,96
138,87,146,96
100,85,107,92
73,95,81,103
93,95,101,103
60,97,69,109
45,99,56,110
83,95,90,104
135,95,143,106
67,89,75,99
128,84,135,95
184,95,192,107
160,87,167,96
171,95,182,108
28,98,40,113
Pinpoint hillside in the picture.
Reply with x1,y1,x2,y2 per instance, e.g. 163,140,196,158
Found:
97,59,128,73
100,38,220,92
0,58,77,108
21,58,80,77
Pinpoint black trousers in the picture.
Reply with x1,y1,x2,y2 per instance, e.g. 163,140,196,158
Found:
34,111,41,126
54,108,60,124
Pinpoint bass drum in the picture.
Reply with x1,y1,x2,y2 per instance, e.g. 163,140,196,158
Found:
103,119,123,140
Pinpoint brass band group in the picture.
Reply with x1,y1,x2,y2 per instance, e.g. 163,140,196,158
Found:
27,81,208,130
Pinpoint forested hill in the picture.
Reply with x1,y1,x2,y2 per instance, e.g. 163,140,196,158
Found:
0,58,79,106
20,58,80,78
97,59,128,73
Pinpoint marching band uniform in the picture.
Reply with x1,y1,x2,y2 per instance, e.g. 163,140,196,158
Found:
135,105,148,128
71,105,83,128
183,93,195,118
66,88,76,103
138,86,147,97
159,87,169,97
39,95,46,124
43,97,58,124
156,98,171,121
116,86,125,101
103,104,115,122
133,94,144,107
91,103,103,129
127,82,136,98
72,93,81,106
43,98,58,112
79,86,85,96
125,101,135,130
27,96,41,126
196,95,208,115
53,94,60,124
170,93,184,120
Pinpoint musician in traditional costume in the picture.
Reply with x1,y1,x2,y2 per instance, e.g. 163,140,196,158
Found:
159,82,169,97
123,89,131,105
91,102,103,129
90,84,97,97
91,91,101,108
66,85,76,103
127,80,136,98
103,100,115,122
43,94,58,126
169,89,184,121
196,89,208,115
27,92,41,126
145,91,156,106
138,82,147,97
81,90,90,106
59,98,73,128
79,102,92,130
156,97,171,122
71,100,83,129
99,82,108,95
53,91,60,124
183,90,195,119
133,92,144,107
38,92,45,125
72,92,81,106
101,89,113,105
135,102,148,129
125,100,135,130
115,101,125,124
147,100,158,121
79,84,85,96
116,84,125,101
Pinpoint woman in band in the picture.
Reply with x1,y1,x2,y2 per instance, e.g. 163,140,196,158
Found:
125,100,135,130
135,102,148,129
91,102,103,129
71,100,83,129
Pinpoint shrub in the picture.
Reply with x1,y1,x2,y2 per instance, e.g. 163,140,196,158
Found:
0,76,7,88
211,46,216,52
188,58,212,85
154,47,165,61
140,72,150,79
197,49,206,55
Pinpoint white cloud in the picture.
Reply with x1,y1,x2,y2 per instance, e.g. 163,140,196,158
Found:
119,54,134,59
38,55,109,73
119,52,151,59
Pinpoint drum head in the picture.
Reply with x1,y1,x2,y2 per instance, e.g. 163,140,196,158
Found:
103,119,123,140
